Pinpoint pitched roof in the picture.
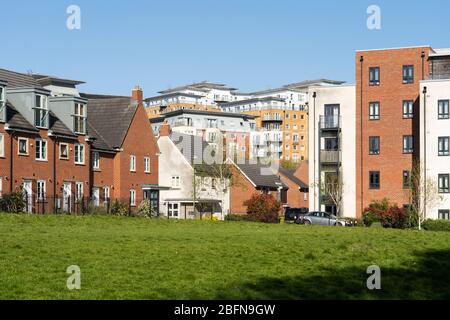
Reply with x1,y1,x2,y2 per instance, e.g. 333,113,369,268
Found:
80,93,130,100
278,166,308,189
169,132,210,165
0,69,43,88
49,111,77,138
5,101,38,132
235,162,288,190
87,97,138,150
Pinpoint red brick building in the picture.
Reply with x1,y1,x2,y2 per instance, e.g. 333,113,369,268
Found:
278,161,309,209
355,46,431,215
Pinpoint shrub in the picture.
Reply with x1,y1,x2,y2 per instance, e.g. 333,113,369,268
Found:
0,191,26,213
137,199,157,218
344,217,364,227
423,219,450,232
244,193,281,223
363,199,411,229
225,214,254,222
110,199,129,216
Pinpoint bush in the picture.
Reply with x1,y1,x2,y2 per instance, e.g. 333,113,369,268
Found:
0,191,26,213
423,219,450,232
363,199,413,229
110,199,129,216
244,194,281,223
344,217,364,227
225,214,254,222
137,199,157,218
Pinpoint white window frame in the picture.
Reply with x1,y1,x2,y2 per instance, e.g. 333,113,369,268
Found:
59,143,69,160
37,180,46,201
168,203,179,218
35,139,47,161
0,133,4,157
75,182,83,200
130,189,136,206
103,186,110,203
171,176,181,188
0,86,5,122
34,94,49,128
18,137,29,156
92,151,100,169
74,144,85,164
74,103,86,134
130,155,136,172
144,157,150,173
0,176,3,197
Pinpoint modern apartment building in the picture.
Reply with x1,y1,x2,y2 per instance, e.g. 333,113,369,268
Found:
308,85,356,217
145,81,237,119
420,78,450,220
150,109,256,161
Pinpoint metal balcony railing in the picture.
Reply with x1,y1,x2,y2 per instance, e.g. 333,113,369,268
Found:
320,150,340,164
319,115,340,130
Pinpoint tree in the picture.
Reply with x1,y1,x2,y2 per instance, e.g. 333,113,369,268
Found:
318,171,344,217
244,193,281,223
407,160,443,230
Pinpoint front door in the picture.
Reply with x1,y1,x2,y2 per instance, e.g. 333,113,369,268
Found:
63,182,72,213
23,181,32,213
143,189,159,216
92,188,100,207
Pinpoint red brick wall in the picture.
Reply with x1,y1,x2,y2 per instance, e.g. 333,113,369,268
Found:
230,165,259,214
279,161,309,209
355,47,430,217
93,151,115,198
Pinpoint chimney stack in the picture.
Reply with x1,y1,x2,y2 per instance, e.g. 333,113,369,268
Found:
132,85,143,105
159,121,171,137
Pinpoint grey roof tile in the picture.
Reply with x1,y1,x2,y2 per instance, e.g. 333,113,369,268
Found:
5,101,38,132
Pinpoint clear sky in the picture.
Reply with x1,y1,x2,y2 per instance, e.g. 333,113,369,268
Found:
1,0,449,96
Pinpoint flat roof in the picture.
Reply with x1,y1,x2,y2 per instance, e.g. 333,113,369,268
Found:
356,45,431,52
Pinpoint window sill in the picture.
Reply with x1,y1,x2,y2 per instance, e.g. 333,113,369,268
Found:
36,159,48,162
18,153,29,157
75,163,86,166
93,168,101,172
59,157,69,161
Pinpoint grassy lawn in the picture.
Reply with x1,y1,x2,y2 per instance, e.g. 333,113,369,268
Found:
0,213,449,300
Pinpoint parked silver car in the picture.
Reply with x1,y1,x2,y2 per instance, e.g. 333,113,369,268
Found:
300,211,347,226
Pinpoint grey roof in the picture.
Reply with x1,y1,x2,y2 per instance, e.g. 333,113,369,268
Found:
0,69,43,88
87,97,138,150
32,74,85,87
145,92,204,102
49,111,77,138
87,122,111,151
284,79,345,89
158,81,237,94
80,93,130,100
235,163,288,190
169,132,210,165
220,96,285,107
5,101,38,132
152,108,256,120
278,167,308,189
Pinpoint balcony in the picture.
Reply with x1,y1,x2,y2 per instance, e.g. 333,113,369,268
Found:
320,115,340,130
428,73,450,80
262,115,283,122
320,150,340,164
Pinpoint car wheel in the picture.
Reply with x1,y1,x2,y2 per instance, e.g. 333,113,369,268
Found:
304,220,311,225
334,222,343,227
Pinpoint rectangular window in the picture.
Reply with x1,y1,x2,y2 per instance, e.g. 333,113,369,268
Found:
403,100,414,119
18,138,29,155
92,151,100,169
74,103,86,134
369,136,380,155
130,155,136,172
369,171,380,189
35,139,47,161
34,94,48,128
168,203,179,217
0,133,4,157
130,190,136,206
59,143,69,160
438,100,449,119
369,102,380,120
37,180,46,201
438,174,450,193
0,86,5,122
74,144,85,164
75,182,83,200
103,187,110,202
171,176,180,188
403,136,414,154
438,137,450,156
403,65,414,84
403,170,411,189
438,210,450,220
369,67,380,85
144,157,150,173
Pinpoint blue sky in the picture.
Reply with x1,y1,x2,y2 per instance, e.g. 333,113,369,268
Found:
1,0,449,96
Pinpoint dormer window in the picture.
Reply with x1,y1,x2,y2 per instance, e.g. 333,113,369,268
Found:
0,86,5,122
34,94,48,128
74,103,86,134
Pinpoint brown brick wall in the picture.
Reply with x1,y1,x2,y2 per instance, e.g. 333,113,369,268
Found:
229,165,259,214
355,47,430,217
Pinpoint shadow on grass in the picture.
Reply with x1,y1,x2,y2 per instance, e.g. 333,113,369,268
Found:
214,249,450,300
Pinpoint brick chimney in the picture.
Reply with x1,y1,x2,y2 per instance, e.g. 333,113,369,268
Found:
160,121,171,137
132,85,143,105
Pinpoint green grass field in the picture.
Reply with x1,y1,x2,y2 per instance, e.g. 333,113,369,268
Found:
0,213,449,300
